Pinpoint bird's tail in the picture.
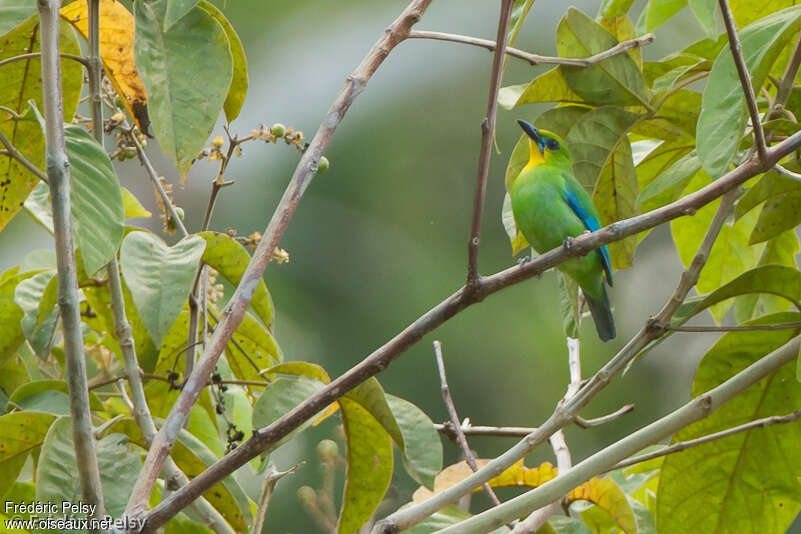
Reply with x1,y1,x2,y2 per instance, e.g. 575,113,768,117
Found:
585,283,615,342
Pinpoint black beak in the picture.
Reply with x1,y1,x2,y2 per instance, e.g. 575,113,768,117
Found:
517,119,545,155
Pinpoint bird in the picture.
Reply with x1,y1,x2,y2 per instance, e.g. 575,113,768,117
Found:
509,119,615,341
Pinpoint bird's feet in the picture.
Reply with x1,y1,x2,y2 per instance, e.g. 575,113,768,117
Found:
563,236,574,251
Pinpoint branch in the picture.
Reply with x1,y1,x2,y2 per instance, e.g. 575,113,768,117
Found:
143,130,801,533
250,464,302,534
434,341,503,508
434,423,540,438
126,0,435,524
770,32,801,118
466,0,514,285
574,404,634,428
719,0,767,162
774,164,801,183
609,408,801,472
408,30,655,68
436,336,801,533
0,128,48,182
38,0,105,526
668,321,801,332
0,51,88,68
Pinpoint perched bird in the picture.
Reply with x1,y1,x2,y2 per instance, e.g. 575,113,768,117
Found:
510,119,615,341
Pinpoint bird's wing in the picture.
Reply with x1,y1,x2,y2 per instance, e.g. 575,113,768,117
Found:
561,174,613,286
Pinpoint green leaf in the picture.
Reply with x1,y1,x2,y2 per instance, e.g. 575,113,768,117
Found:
637,0,687,33
8,380,104,414
688,0,717,35
0,411,56,499
165,513,215,534
0,2,36,36
635,137,695,193
498,68,583,109
14,271,57,357
697,6,801,178
0,271,39,367
198,1,247,122
557,7,650,108
266,361,330,383
565,106,641,191
120,231,206,346
657,312,801,534
337,397,393,534
735,165,801,219
559,271,581,338
122,187,152,219
593,136,638,268
252,376,326,444
400,506,472,534
638,151,702,212
599,15,642,68
386,394,442,490
546,515,595,534
536,105,591,138
0,16,82,231
346,377,403,449
134,0,233,174
198,231,274,328
655,87,701,137
163,0,199,30
64,124,124,275
224,310,281,382
37,418,140,521
731,0,798,26
508,0,535,46
598,0,637,19
749,190,801,245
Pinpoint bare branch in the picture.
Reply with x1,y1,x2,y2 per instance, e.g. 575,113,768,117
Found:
771,33,801,117
434,422,539,438
38,0,105,526
609,408,801,472
574,404,635,428
408,30,654,68
434,341,503,508
668,321,801,333
0,51,88,68
774,164,801,183
466,0,514,286
719,0,768,162
251,464,302,534
437,336,801,533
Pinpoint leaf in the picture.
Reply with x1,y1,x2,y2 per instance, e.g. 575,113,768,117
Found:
63,124,124,275
37,418,140,521
559,271,581,338
498,68,583,109
599,14,641,68
565,106,641,191
638,151,702,212
507,0,535,47
688,0,717,35
122,187,152,219
134,0,233,174
697,6,801,178
749,190,801,244
598,0,637,19
14,270,57,357
346,377,403,449
557,7,650,108
731,0,798,26
225,310,281,382
0,411,56,499
0,2,36,36
61,0,151,133
400,506,473,534
0,271,39,367
637,0,687,33
501,192,529,254
337,397,393,534
655,87,701,137
386,394,442,490
164,0,199,30
657,312,801,534
571,477,637,534
593,136,638,268
0,16,82,231
545,516,595,534
251,376,327,443
198,1,247,122
119,231,206,346
8,379,104,414
198,231,274,328
266,361,331,383
635,137,695,193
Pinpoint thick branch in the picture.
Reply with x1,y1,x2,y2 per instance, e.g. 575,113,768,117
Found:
466,0,513,285
125,0,435,523
437,336,801,533
408,30,655,67
719,0,767,162
38,0,105,525
142,130,801,533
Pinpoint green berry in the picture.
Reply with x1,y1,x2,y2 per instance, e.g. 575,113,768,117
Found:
317,156,329,174
271,123,286,137
316,439,338,460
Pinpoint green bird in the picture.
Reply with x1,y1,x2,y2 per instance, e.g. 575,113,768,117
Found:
510,119,615,341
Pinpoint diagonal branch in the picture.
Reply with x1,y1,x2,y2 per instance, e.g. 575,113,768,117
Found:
719,0,768,162
408,30,654,68
38,0,105,526
437,336,801,533
124,0,436,522
0,128,48,182
466,0,514,286
140,130,801,534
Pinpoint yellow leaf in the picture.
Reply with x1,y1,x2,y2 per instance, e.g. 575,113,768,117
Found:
122,187,151,219
61,0,150,133
312,401,340,427
568,477,636,534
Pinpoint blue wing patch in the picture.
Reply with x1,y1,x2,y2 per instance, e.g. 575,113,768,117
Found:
562,189,613,287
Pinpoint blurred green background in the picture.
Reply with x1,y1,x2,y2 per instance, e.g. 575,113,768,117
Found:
2,0,789,532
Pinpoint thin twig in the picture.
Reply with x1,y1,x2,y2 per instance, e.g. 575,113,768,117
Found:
434,423,539,438
38,0,105,527
466,0,514,286
774,164,801,183
609,408,801,472
433,341,503,508
719,0,768,162
668,321,801,332
436,337,801,533
574,404,635,428
250,464,302,534
408,30,655,68
89,371,272,391
0,51,88,69
0,128,48,183
770,33,801,119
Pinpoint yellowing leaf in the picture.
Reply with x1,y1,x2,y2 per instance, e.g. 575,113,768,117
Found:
569,477,637,534
61,0,151,133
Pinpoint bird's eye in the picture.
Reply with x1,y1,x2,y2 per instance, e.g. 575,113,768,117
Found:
546,138,559,151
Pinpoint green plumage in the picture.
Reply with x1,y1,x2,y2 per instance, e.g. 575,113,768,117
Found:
510,121,615,341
